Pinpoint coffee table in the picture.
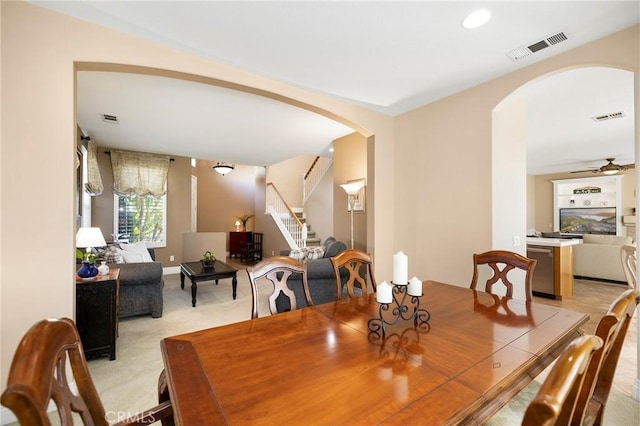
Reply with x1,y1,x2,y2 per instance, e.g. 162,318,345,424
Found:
180,260,238,307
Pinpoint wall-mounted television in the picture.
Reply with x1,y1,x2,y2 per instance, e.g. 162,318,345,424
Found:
559,207,617,235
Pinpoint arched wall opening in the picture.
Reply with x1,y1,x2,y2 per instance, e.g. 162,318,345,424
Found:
492,65,636,255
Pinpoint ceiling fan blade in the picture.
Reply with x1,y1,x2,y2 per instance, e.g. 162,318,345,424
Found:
570,169,598,174
623,163,635,169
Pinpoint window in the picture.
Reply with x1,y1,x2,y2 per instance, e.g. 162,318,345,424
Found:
114,194,166,248
77,145,92,228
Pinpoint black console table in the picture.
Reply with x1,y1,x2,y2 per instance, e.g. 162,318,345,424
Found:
75,269,120,360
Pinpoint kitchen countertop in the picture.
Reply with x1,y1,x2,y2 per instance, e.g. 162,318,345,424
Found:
527,237,582,247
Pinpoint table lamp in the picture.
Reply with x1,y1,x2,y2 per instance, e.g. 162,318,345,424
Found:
76,227,106,261
76,227,106,279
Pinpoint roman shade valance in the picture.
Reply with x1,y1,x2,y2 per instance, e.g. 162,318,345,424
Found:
110,149,170,197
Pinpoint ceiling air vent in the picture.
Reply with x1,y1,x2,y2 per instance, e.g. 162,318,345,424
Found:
101,113,119,123
506,31,568,62
592,111,626,122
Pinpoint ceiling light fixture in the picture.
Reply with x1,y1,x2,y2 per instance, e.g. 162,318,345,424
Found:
462,10,491,29
212,162,235,176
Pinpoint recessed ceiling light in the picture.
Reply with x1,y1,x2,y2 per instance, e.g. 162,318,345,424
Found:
462,10,491,29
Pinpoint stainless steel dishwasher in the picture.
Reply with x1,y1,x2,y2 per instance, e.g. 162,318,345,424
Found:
527,245,555,298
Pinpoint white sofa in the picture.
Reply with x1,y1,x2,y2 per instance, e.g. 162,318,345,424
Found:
573,234,633,282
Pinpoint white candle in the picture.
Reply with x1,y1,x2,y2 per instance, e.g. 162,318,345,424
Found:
408,276,423,296
376,281,393,304
393,251,408,284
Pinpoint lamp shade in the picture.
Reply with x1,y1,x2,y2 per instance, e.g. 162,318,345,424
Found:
76,227,107,248
340,181,364,195
213,162,235,175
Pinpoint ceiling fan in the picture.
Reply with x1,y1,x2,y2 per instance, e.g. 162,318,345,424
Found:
570,158,635,175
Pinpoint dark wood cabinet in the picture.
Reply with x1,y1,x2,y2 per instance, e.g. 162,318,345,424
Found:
75,269,120,360
229,231,252,258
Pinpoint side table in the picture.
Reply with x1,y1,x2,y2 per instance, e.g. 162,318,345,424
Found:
75,268,120,360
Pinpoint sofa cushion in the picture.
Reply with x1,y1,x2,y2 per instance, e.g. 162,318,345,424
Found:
323,237,346,258
120,242,154,262
582,234,632,245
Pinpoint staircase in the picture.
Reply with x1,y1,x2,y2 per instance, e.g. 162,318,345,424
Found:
266,157,332,250
293,210,321,247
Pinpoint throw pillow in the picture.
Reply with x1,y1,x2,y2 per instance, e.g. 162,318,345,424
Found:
288,248,306,260
120,250,144,263
305,246,325,260
104,245,124,264
120,241,154,263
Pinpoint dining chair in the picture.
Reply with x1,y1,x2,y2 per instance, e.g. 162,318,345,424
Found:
620,244,637,289
522,334,603,426
329,249,377,300
247,256,313,319
1,317,173,426
470,250,537,301
241,232,263,264
572,288,640,426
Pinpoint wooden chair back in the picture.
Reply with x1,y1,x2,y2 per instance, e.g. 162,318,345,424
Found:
329,249,377,299
0,317,172,426
620,244,636,289
247,256,312,319
572,288,640,426
241,232,264,264
522,334,603,426
470,250,537,301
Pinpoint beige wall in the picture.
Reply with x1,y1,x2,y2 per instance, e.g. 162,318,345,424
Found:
1,0,637,393
333,132,368,250
267,155,316,207
394,25,638,286
304,162,334,244
530,169,636,235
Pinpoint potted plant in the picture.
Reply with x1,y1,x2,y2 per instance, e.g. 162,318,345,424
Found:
237,214,254,232
201,251,216,268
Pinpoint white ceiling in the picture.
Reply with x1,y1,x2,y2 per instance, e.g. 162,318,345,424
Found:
34,1,638,171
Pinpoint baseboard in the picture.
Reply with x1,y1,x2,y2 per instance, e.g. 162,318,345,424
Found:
163,266,181,275
1,406,17,425
573,275,628,285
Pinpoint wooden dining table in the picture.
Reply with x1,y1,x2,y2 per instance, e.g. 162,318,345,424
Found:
160,280,589,425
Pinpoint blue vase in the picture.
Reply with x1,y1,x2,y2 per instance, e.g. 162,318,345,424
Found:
77,261,99,279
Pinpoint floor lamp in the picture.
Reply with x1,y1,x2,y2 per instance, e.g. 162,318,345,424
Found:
340,180,365,249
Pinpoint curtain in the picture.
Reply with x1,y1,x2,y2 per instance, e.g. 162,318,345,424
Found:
110,149,170,197
84,139,104,195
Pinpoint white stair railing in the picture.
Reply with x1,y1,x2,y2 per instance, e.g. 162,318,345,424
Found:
266,183,305,249
303,157,333,205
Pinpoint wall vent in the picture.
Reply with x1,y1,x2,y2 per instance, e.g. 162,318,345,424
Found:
101,113,119,123
592,111,626,122
506,31,568,62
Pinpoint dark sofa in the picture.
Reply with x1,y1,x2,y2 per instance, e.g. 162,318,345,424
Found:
280,237,347,309
107,247,164,318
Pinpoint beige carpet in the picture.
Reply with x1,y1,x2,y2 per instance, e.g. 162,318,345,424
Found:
12,267,639,424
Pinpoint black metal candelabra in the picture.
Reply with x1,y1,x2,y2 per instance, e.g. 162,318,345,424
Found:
368,282,430,337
